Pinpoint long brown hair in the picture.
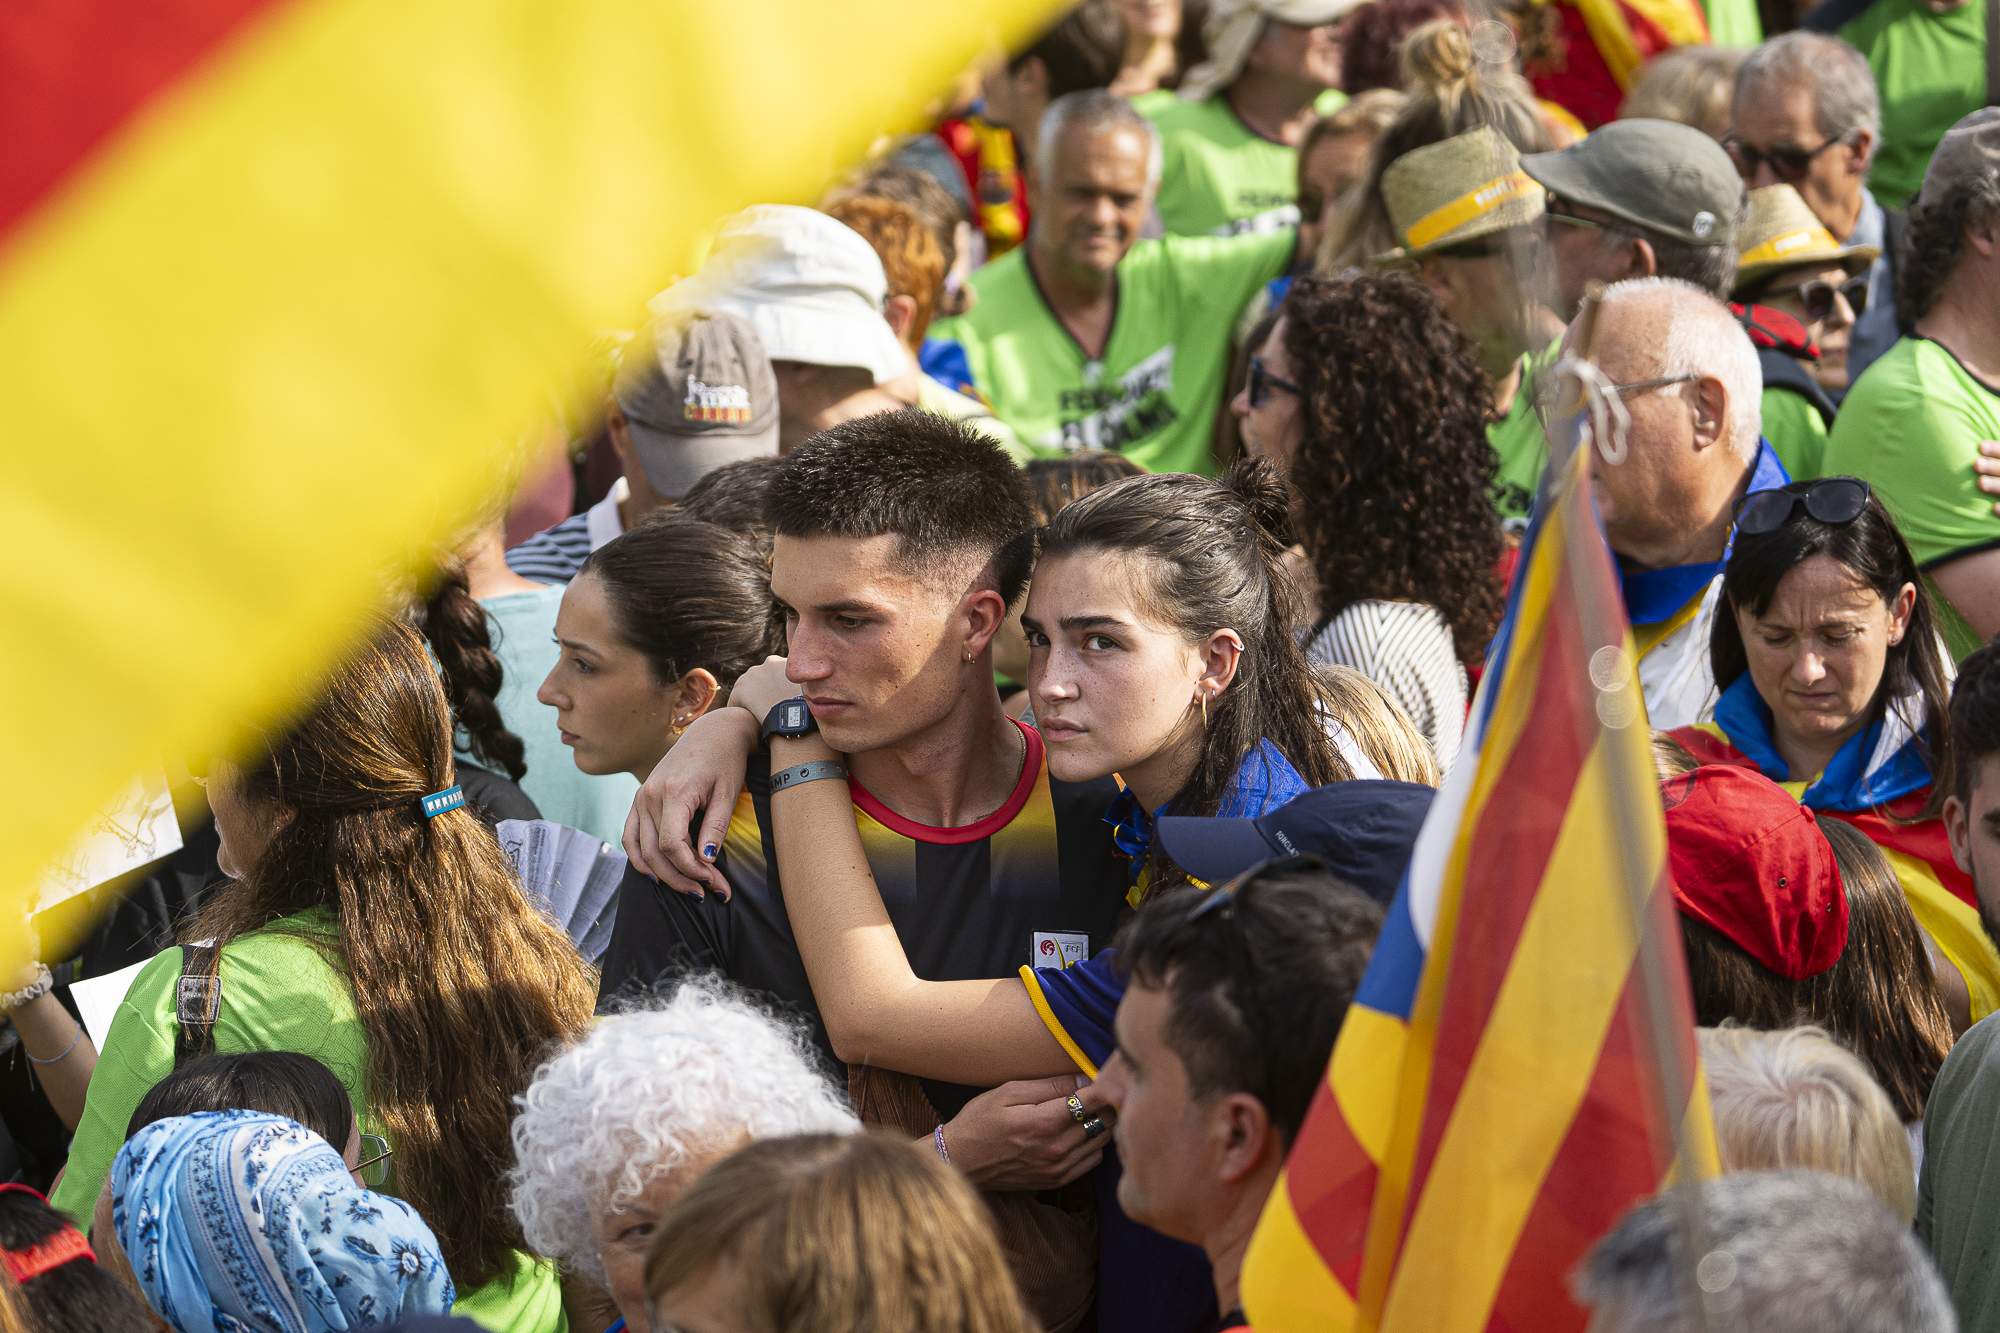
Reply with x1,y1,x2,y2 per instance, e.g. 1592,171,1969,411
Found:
1680,821,1952,1123
192,622,595,1284
646,1133,1032,1333
1039,458,1350,842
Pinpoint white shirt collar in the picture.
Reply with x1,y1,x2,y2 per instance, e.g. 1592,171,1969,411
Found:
584,477,629,552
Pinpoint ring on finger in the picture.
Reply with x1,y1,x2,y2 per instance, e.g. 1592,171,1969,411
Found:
1065,1092,1089,1124
1082,1115,1108,1140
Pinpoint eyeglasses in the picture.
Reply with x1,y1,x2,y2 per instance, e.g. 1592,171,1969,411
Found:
1734,477,1871,535
1606,373,1698,399
1186,853,1328,923
354,1134,394,1188
1247,356,1303,409
1534,372,1696,430
1797,274,1869,323
1724,134,1852,184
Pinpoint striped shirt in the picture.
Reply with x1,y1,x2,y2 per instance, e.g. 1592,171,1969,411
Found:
504,477,627,585
1305,599,1466,770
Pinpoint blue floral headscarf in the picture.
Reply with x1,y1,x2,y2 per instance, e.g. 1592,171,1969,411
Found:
112,1110,455,1332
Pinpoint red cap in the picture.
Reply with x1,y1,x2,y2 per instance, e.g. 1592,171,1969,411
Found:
1662,765,1847,981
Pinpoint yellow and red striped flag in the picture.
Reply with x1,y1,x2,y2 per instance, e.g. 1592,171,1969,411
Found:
1240,433,1719,1330
0,0,1062,966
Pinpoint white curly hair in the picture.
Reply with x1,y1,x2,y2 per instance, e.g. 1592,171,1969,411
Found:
507,977,858,1284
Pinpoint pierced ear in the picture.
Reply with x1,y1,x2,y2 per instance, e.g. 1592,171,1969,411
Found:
961,586,1012,660
1199,630,1245,700
673,668,721,728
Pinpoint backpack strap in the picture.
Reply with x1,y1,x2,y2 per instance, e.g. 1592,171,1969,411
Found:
1988,0,1999,109
172,941,221,1066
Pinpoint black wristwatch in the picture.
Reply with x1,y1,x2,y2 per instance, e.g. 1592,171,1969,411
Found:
761,696,817,744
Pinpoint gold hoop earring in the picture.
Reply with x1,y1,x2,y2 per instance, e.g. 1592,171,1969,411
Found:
1199,692,1210,731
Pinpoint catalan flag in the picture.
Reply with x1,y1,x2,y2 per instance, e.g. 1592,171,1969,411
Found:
1240,438,1719,1330
0,0,1062,971
1524,0,1712,130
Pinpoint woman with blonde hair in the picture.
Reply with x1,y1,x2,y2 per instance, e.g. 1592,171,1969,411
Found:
1700,1025,1917,1222
1313,665,1443,786
645,1133,1031,1333
51,622,597,1330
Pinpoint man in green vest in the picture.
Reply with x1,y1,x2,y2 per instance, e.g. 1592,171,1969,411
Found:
931,90,1297,475
1139,0,1356,237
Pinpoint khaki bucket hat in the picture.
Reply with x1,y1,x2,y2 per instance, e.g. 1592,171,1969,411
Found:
1378,126,1546,262
1734,184,1878,290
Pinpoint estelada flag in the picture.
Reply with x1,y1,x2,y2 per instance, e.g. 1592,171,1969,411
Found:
1241,437,1719,1330
0,0,1063,965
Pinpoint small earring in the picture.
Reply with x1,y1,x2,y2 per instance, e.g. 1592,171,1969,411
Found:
1199,691,1210,731
964,650,975,664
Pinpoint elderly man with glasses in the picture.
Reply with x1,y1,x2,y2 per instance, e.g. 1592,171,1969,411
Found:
1557,277,1788,728
1729,32,1904,383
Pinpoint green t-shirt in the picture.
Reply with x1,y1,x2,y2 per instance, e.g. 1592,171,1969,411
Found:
1838,0,1989,210
1486,349,1559,524
1759,384,1832,481
51,914,566,1333
1704,0,1764,49
1140,89,1349,237
931,229,1296,474
1824,336,2000,660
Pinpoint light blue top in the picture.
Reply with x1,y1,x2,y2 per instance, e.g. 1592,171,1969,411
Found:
466,587,637,846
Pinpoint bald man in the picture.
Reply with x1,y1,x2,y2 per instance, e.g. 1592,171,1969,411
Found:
1562,277,1789,727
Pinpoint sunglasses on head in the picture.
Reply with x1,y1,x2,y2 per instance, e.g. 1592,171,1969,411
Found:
1247,356,1303,409
1734,477,1871,536
1724,134,1852,184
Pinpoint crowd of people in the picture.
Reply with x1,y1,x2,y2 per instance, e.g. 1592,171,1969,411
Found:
4,0,1999,1328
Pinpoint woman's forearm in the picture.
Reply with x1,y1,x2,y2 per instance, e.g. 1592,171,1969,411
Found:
10,991,98,1130
767,744,1071,1085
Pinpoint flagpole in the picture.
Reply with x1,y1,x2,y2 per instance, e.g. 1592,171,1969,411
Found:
1548,284,1724,1333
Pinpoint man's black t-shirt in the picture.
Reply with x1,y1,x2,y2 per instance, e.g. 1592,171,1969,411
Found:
597,720,1126,1118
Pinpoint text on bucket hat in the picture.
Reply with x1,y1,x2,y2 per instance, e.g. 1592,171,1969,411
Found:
1662,765,1847,981
613,311,779,498
1733,184,1878,291
1154,780,1434,905
1519,118,1742,248
1179,0,1367,103
647,205,909,385
1380,126,1545,259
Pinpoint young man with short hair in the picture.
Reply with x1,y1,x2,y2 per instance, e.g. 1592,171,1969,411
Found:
1096,859,1384,1330
597,409,1128,1325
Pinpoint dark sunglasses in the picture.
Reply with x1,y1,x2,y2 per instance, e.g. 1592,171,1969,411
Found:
1187,853,1329,921
1543,196,1621,234
1796,273,1869,323
1724,134,1852,184
1247,356,1303,410
1734,477,1871,536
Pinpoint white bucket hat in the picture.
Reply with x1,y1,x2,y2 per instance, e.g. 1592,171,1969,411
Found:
648,205,908,385
1178,0,1366,103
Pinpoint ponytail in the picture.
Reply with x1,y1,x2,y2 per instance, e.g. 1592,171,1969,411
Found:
1041,461,1349,861
418,564,527,782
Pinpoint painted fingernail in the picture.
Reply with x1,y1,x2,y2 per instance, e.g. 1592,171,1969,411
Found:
701,844,718,860
693,888,705,901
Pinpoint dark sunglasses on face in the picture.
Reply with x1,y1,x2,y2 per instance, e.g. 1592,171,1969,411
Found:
1248,356,1304,409
1734,477,1871,536
1796,273,1869,323
1724,134,1852,183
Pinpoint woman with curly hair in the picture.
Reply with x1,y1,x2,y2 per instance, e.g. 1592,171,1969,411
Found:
1233,270,1504,768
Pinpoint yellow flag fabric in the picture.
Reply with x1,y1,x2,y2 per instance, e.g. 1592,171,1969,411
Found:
0,1,1064,968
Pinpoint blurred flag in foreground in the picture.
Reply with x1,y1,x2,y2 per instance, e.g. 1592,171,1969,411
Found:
0,0,1062,961
1241,420,1719,1330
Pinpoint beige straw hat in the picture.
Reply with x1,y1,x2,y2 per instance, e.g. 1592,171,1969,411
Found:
1734,184,1878,290
1377,126,1546,262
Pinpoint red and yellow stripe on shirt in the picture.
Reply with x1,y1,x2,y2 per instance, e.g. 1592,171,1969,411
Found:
1243,450,1716,1330
1675,725,2000,1020
0,0,1065,963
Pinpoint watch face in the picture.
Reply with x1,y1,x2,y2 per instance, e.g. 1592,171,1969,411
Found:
782,700,808,732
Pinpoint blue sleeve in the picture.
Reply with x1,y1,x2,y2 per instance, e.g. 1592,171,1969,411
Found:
918,337,977,398
1020,950,1125,1078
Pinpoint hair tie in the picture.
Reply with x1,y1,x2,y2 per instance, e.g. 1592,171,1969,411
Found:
419,785,464,818
0,1185,96,1283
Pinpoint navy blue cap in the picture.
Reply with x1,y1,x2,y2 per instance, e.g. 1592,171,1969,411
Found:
1154,780,1434,905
